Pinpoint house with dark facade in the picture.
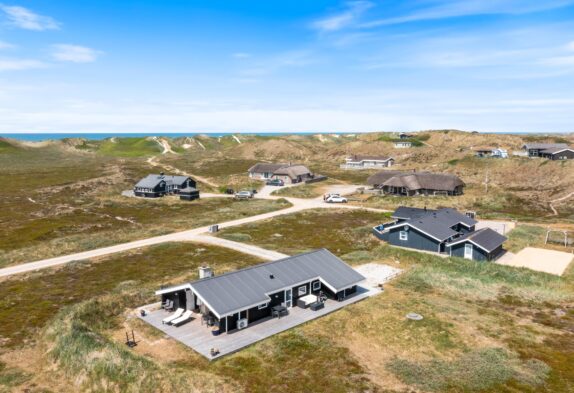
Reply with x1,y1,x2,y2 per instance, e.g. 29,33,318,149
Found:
367,171,465,196
248,163,315,184
155,249,365,334
522,143,574,160
373,206,506,261
134,173,197,198
342,155,395,169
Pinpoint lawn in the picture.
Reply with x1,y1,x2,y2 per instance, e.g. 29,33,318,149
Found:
213,209,574,392
217,209,391,260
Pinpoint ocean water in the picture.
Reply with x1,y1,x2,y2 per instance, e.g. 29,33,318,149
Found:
0,132,352,142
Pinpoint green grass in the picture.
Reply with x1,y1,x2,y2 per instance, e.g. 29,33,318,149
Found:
387,348,549,392
0,243,262,347
1,197,291,267
0,140,19,154
218,209,391,259
505,225,548,252
98,137,162,157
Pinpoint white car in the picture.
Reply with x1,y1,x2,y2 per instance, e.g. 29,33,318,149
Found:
234,190,254,200
325,195,347,203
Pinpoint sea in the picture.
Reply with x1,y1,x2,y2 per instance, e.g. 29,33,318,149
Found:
0,131,559,142
0,132,350,141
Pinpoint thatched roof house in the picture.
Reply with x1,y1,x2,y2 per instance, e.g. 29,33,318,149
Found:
367,171,464,196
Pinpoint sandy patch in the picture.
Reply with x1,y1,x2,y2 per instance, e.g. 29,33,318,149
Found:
498,247,573,275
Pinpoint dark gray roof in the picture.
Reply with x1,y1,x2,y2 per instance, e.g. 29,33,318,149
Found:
389,207,477,242
187,249,365,317
248,163,288,174
540,146,574,154
523,143,569,151
135,174,190,188
392,206,430,220
447,228,507,253
367,170,405,185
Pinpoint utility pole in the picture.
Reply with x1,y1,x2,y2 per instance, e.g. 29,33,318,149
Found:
485,170,489,194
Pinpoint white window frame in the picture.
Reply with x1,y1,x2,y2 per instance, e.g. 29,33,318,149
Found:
257,303,268,310
399,231,408,241
312,281,321,291
298,285,307,296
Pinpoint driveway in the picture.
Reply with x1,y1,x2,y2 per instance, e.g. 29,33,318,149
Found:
0,188,387,278
497,247,573,275
476,220,516,235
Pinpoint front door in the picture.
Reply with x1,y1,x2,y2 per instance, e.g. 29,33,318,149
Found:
464,244,473,260
285,289,292,308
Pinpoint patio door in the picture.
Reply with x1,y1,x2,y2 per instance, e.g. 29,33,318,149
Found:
464,244,473,260
284,289,292,308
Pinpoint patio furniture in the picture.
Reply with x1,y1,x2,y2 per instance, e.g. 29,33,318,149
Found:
271,305,288,319
171,310,193,326
162,299,174,311
162,308,184,324
310,302,324,311
297,294,317,309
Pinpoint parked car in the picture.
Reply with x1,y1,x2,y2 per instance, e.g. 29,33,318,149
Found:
266,179,284,186
325,195,347,203
234,190,254,200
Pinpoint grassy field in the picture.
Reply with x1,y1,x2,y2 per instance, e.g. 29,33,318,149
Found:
214,210,574,392
1,133,574,392
0,143,291,267
217,209,391,259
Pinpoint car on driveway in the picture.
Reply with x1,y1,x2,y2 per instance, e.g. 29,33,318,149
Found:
234,190,254,200
325,194,347,203
265,179,284,186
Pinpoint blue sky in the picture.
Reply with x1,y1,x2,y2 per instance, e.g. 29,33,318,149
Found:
1,1,574,133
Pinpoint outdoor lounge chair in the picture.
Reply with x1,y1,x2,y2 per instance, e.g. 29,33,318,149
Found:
171,310,193,326
162,308,184,324
162,299,174,310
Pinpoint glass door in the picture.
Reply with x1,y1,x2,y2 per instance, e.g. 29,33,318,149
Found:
464,244,473,260
285,289,292,308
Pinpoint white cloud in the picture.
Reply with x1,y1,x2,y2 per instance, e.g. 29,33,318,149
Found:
0,40,15,49
362,0,574,27
311,1,374,32
0,58,46,71
51,44,102,63
0,4,60,31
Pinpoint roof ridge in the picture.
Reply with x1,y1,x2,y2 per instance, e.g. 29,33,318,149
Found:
188,248,330,285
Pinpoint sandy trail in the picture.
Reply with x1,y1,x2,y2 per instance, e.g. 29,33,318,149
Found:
146,156,219,188
0,189,389,278
549,191,574,216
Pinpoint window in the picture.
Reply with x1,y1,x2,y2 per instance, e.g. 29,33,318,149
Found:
312,281,321,291
298,286,307,296
258,303,268,310
399,231,408,241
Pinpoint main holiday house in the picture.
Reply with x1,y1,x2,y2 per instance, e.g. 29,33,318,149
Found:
155,249,365,334
373,207,507,261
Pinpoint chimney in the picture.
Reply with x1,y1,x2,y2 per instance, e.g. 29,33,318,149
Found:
159,172,165,178
199,266,213,279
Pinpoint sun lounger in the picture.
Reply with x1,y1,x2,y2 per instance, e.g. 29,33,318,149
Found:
171,310,193,326
162,308,184,324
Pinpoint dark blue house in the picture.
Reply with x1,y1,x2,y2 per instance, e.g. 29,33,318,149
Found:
373,207,507,261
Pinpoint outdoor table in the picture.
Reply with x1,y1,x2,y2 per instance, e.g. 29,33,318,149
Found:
271,305,288,319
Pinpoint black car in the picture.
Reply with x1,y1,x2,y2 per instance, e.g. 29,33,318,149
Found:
266,179,284,186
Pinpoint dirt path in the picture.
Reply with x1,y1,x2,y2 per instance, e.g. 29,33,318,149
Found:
146,156,219,188
549,191,574,216
151,137,175,154
0,192,389,278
